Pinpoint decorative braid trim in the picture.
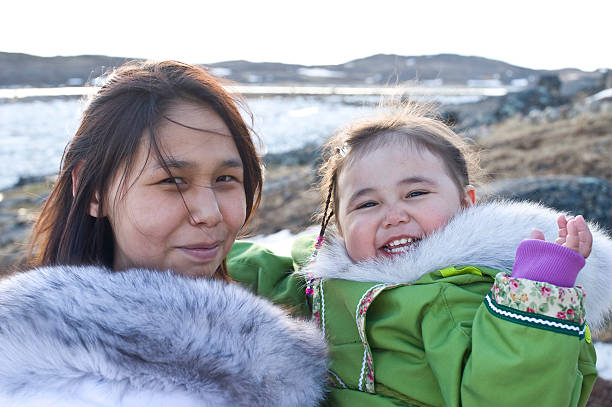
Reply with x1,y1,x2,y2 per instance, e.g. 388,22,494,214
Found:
491,273,586,324
327,369,348,389
485,293,585,338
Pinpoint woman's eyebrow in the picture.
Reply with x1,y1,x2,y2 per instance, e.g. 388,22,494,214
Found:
151,157,244,171
151,157,193,170
219,159,244,169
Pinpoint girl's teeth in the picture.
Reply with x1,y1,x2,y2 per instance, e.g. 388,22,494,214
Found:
386,245,410,254
383,237,419,254
388,237,413,247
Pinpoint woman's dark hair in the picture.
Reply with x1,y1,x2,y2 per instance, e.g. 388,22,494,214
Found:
28,60,263,280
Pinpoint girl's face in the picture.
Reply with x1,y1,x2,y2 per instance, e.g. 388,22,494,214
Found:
97,101,247,277
336,143,475,263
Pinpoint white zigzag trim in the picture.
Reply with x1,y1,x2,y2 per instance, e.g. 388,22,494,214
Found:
320,282,326,338
486,295,585,335
358,347,368,392
328,370,347,389
355,284,386,392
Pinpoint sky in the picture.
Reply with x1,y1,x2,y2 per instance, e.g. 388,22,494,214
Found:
2,0,611,71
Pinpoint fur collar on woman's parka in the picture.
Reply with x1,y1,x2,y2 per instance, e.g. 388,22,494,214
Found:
0,266,328,407
303,200,612,330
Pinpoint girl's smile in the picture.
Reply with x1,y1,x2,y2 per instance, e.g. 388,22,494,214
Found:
379,235,421,256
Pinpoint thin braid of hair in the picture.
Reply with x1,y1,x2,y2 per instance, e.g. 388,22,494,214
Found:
317,178,335,248
305,176,335,297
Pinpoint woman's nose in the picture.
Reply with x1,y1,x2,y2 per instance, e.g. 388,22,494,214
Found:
383,205,410,227
188,186,222,227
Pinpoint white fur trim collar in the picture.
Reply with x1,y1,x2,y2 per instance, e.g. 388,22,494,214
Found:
304,201,612,330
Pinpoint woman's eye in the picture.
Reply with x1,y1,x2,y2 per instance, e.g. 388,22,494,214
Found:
216,175,237,183
406,190,427,198
356,201,377,210
161,177,185,185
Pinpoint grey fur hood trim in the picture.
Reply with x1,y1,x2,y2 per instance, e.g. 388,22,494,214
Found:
303,200,612,330
0,266,328,407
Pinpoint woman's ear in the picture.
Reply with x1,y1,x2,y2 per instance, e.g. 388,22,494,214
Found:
72,161,103,218
71,161,83,198
88,191,103,218
463,185,476,206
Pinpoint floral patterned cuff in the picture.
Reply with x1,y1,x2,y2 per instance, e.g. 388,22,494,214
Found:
486,273,587,337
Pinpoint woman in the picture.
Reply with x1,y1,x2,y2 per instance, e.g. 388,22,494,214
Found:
0,60,327,406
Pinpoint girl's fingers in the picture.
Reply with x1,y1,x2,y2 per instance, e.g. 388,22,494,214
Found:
530,229,545,240
556,214,568,244
575,215,593,259
564,218,580,252
557,214,568,241
554,237,566,245
557,214,568,230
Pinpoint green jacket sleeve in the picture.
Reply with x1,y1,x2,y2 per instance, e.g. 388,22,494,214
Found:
423,273,596,407
227,240,310,317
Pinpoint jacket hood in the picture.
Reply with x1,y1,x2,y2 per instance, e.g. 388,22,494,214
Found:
303,200,612,330
0,266,328,407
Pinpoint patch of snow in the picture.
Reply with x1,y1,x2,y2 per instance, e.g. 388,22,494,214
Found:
467,79,503,87
298,68,346,78
586,88,612,103
595,342,612,380
511,78,529,87
242,227,318,257
405,58,415,67
246,74,261,83
210,67,232,77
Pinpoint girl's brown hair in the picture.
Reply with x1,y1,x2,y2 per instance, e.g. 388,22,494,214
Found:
28,60,263,280
316,102,483,237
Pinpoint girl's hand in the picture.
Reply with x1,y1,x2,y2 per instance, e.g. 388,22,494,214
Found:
530,215,592,259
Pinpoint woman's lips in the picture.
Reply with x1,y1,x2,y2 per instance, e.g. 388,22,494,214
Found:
179,243,221,261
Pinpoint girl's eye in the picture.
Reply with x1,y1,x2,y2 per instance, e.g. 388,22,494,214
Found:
406,190,427,198
356,201,377,210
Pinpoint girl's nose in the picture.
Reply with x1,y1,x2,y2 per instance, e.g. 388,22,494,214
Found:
384,205,410,227
188,186,222,227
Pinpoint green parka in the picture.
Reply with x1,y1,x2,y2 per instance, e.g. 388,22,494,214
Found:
228,202,612,406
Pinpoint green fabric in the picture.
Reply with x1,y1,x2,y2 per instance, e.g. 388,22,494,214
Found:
227,239,597,406
319,271,596,407
227,240,309,317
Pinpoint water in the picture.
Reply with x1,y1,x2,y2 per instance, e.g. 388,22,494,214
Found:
0,93,483,191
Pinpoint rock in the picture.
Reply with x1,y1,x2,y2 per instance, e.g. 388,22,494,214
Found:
588,377,612,406
263,143,322,167
481,176,612,233
494,87,569,122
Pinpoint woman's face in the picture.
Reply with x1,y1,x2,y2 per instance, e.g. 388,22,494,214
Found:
99,101,247,277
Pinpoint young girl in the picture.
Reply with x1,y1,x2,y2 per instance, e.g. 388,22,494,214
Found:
229,103,612,406
0,60,327,406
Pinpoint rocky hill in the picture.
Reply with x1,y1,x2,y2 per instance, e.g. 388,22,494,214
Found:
0,51,604,90
0,52,131,87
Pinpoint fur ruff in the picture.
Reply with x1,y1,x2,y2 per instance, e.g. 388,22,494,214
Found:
303,200,612,330
0,266,328,407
